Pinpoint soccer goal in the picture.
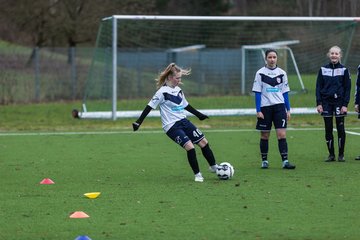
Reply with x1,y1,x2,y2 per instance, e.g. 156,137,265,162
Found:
80,16,358,120
241,40,305,94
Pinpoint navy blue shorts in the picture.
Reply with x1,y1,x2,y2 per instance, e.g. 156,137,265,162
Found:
166,119,205,147
256,103,287,131
321,101,347,117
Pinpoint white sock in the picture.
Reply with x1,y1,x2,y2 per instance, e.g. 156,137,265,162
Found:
282,160,289,167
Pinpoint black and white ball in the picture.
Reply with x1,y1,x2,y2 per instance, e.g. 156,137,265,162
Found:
216,162,235,180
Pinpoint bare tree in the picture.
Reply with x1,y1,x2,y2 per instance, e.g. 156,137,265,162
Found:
349,0,358,16
1,0,360,49
0,0,55,46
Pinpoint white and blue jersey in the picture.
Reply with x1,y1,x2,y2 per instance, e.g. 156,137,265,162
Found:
148,85,189,132
252,66,290,107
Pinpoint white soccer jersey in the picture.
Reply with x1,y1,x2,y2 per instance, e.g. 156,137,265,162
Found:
147,85,189,132
252,66,290,107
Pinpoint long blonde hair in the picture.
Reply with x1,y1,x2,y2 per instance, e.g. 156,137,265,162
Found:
155,63,191,89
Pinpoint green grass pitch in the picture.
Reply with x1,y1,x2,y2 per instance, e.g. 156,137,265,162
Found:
1,128,360,239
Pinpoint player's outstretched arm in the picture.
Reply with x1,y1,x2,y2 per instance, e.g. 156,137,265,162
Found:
133,105,152,131
185,104,209,120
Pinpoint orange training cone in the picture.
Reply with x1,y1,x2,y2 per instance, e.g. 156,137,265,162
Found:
40,178,55,184
69,211,90,218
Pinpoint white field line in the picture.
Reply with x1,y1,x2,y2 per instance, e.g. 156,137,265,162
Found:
345,130,360,136
0,127,360,137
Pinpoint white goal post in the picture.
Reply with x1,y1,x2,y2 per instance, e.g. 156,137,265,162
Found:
241,40,305,94
80,15,358,120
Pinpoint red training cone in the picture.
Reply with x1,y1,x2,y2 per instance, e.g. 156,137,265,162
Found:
40,178,55,184
69,211,90,218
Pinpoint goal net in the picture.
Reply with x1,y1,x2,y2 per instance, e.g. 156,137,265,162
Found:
81,16,358,119
241,40,304,94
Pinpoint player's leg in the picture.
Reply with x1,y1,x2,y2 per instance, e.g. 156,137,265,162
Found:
335,116,346,161
276,128,287,159
322,102,335,161
323,116,335,161
274,104,295,169
183,119,218,172
166,123,202,182
256,106,272,169
197,138,218,172
183,141,204,182
260,131,270,169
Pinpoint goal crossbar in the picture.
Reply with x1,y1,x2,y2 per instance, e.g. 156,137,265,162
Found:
242,40,300,49
105,15,360,22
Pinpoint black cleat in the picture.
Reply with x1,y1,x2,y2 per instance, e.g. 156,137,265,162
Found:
283,161,296,169
355,156,360,160
338,155,345,162
325,155,336,162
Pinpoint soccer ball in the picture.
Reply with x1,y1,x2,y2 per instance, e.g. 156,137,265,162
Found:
216,162,235,180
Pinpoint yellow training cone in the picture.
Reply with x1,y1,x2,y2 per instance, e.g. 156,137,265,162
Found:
84,192,101,199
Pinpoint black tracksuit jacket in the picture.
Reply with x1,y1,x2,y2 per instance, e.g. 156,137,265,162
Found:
316,62,351,107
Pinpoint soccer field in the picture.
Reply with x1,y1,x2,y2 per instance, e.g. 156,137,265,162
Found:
1,128,360,240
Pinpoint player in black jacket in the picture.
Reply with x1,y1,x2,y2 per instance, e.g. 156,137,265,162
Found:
316,46,351,162
355,65,360,160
